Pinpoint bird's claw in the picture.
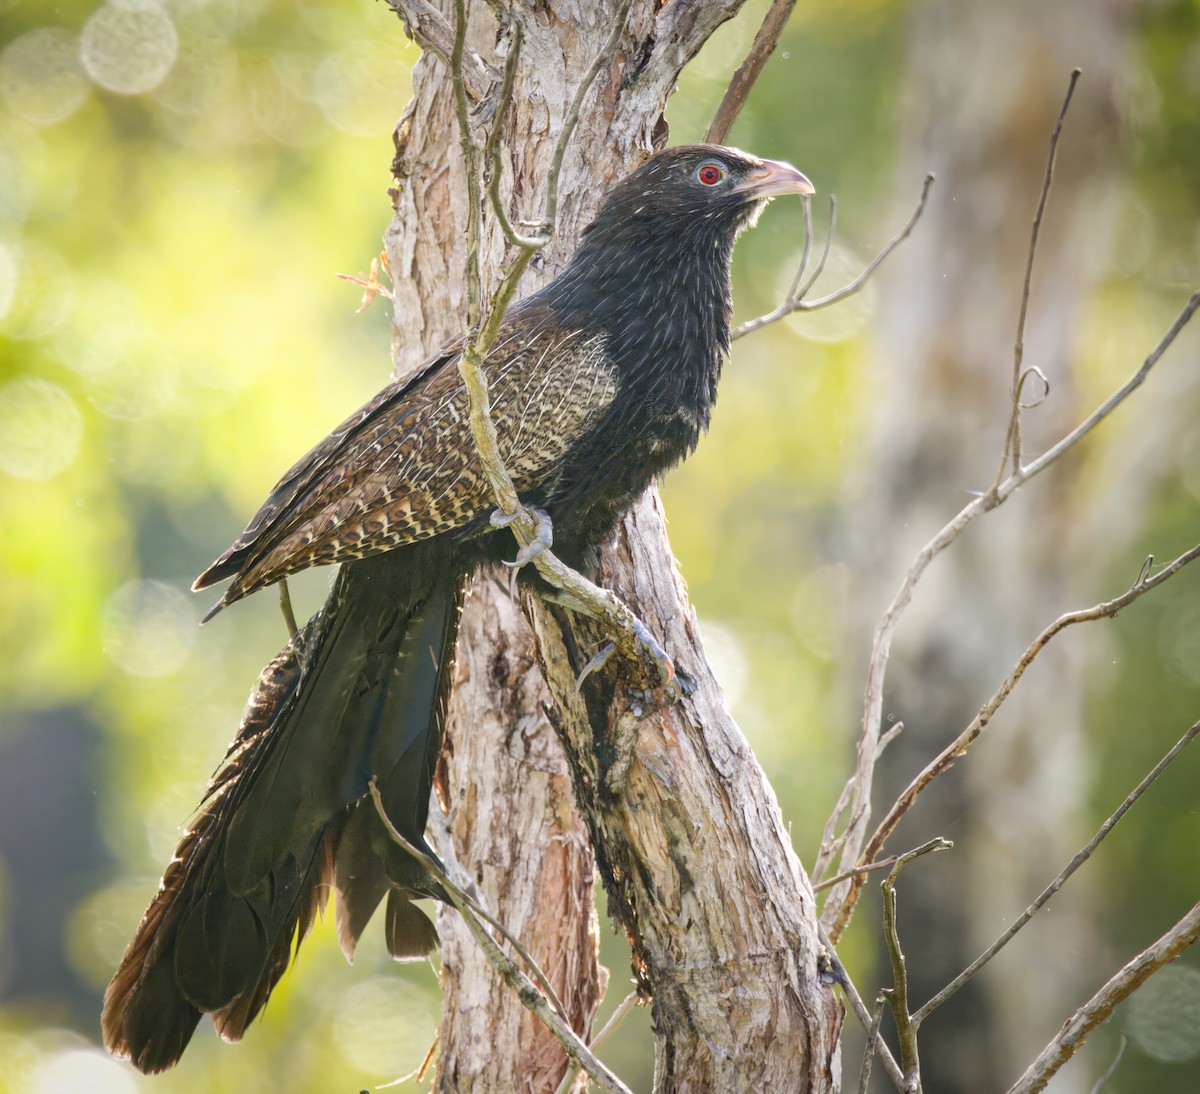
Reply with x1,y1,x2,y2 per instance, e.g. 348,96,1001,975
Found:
625,618,691,712
494,505,554,570
575,642,616,697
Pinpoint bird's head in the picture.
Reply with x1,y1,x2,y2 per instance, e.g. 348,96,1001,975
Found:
580,144,814,250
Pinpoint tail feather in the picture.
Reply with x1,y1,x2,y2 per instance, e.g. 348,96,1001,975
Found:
102,549,463,1073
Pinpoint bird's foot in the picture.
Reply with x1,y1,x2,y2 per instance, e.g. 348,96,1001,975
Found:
492,505,554,569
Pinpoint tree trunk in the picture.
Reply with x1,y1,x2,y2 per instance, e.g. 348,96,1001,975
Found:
382,1,841,1090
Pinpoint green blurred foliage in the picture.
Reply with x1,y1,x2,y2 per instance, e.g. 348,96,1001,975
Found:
0,0,1198,1090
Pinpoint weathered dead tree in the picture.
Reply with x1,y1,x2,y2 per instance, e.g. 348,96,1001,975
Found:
382,1,841,1090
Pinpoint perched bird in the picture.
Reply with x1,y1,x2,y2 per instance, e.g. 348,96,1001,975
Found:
101,144,813,1073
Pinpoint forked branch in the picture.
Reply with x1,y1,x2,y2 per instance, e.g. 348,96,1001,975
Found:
817,185,1199,938
368,781,633,1094
913,719,1200,1025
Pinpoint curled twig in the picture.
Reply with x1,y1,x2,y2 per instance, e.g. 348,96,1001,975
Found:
994,67,1082,486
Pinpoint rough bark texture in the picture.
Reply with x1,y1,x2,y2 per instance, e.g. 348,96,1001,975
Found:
382,1,840,1091
531,492,842,1092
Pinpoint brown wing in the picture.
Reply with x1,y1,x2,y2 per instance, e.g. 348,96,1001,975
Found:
196,314,617,615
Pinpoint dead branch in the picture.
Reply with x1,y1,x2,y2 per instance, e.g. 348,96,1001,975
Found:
861,544,1200,881
816,291,1200,937
880,838,952,1092
704,0,799,145
914,718,1200,1024
993,68,1081,487
1006,900,1200,1093
732,173,934,341
367,781,633,1094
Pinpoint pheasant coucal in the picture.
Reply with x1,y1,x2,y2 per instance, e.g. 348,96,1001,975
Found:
101,144,813,1073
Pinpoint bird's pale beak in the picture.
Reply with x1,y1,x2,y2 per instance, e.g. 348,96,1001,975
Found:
735,159,815,199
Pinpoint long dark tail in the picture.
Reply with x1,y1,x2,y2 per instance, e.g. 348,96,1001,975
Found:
101,548,463,1074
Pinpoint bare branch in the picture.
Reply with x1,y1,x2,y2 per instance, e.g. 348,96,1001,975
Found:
856,992,889,1094
862,544,1200,878
732,174,934,341
554,991,640,1094
817,922,904,1090
881,838,952,1091
816,291,1199,935
367,781,633,1094
1007,900,1200,1093
704,0,799,144
1016,290,1199,483
993,68,1081,487
913,718,1200,1024
1088,1035,1128,1094
445,0,677,689
814,848,911,894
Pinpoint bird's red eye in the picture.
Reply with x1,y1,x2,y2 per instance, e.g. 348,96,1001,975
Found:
697,162,726,186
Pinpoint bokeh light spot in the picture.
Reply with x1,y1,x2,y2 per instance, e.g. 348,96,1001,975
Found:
28,1047,137,1094
100,579,196,677
779,242,875,344
0,28,90,128
0,242,16,321
67,881,156,989
80,0,178,96
0,377,83,480
2,242,72,340
1127,962,1200,1062
332,975,439,1074
314,40,407,136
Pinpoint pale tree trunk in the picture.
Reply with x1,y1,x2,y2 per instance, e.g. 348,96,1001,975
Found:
382,1,841,1091
845,1,1147,1089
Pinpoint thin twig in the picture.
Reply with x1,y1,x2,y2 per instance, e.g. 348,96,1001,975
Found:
703,0,799,144
863,545,1200,881
993,68,1081,488
277,579,298,638
817,921,904,1089
817,291,1199,934
368,780,569,1023
732,175,933,341
913,719,1200,1024
367,781,632,1094
1088,1034,1128,1094
1007,900,1200,1093
553,991,640,1094
856,991,888,1094
881,838,952,1091
447,0,674,687
813,854,903,893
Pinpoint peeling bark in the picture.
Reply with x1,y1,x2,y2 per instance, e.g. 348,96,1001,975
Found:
383,2,840,1089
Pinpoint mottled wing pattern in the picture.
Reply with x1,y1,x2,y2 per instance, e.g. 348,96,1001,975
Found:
199,313,617,610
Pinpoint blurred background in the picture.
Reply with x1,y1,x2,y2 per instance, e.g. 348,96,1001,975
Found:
1,0,1198,1090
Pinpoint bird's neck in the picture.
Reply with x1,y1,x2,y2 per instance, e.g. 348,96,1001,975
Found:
543,224,737,423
